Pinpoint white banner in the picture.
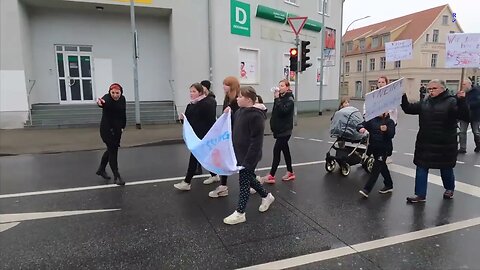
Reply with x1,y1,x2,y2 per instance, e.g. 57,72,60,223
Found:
446,33,480,68
364,78,404,122
385,39,413,62
183,111,242,176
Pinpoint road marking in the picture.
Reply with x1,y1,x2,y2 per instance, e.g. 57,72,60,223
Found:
389,164,480,198
0,222,19,233
0,161,326,199
404,153,414,156
456,161,465,164
0,209,119,223
294,136,305,140
308,138,323,142
328,141,336,144
238,217,480,270
475,165,480,168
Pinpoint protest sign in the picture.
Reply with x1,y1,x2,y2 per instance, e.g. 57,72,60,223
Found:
446,33,480,68
183,111,242,175
385,39,413,62
364,78,404,122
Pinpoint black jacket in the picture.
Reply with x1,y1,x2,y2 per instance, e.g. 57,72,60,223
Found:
185,96,217,139
401,91,459,169
232,107,267,170
357,115,395,156
223,97,240,125
270,91,294,138
456,96,470,122
466,86,480,122
99,94,126,147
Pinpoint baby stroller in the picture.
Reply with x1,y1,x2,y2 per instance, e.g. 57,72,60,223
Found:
325,106,375,176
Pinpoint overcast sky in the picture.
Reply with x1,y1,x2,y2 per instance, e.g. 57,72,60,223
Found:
342,0,478,34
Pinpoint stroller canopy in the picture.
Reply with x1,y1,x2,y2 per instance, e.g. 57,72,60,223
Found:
330,106,366,142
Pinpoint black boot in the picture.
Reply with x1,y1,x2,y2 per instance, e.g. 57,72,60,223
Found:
96,169,111,180
113,171,125,186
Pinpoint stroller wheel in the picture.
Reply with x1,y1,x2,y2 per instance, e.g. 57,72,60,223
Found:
325,159,336,172
340,163,351,176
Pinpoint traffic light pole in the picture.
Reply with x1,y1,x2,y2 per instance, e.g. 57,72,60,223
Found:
130,0,141,129
294,35,300,126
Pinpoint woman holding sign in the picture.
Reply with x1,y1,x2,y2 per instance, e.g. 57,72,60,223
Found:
174,83,217,191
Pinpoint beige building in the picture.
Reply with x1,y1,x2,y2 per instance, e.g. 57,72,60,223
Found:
341,4,467,100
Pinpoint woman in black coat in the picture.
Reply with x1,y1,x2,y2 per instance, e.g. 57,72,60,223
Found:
401,79,461,202
96,83,127,185
174,83,217,191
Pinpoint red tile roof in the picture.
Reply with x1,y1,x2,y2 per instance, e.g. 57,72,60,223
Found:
343,5,449,55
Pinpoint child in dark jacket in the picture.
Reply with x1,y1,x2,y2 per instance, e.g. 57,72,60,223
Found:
223,86,275,225
357,113,396,198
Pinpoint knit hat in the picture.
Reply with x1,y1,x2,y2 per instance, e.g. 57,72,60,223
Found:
200,80,211,91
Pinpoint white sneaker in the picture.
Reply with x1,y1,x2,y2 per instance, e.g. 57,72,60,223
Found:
208,185,229,198
250,188,257,194
223,211,246,225
256,175,265,184
173,181,191,191
203,175,220,185
259,193,275,212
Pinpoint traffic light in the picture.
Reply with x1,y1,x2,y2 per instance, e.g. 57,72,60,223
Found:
289,48,298,72
300,40,312,71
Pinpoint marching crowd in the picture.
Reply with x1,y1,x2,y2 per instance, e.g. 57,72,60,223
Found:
94,75,480,225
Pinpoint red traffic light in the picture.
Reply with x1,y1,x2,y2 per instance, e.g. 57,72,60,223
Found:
290,48,298,56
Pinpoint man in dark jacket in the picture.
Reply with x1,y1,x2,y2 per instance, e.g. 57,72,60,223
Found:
461,79,480,153
401,79,461,203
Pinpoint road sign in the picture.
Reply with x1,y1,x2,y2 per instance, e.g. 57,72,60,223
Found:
287,17,307,36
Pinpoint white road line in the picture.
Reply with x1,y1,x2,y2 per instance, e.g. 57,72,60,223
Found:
294,136,305,140
475,165,480,168
404,153,414,156
238,217,480,270
392,150,398,153
389,164,480,198
0,209,120,223
0,222,19,233
0,161,326,199
327,141,336,144
308,138,323,142
456,161,465,164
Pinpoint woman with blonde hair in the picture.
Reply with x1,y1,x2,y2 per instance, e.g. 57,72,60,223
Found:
205,76,241,198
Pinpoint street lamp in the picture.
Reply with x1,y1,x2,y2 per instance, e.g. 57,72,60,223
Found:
341,15,370,96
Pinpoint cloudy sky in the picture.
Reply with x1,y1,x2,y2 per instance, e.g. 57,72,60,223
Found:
342,0,478,34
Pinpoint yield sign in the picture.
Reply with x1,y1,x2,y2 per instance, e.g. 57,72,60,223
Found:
287,17,308,36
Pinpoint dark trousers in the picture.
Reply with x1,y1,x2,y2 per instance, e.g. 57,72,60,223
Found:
237,169,268,213
185,154,216,183
99,144,119,174
364,153,393,192
270,135,293,176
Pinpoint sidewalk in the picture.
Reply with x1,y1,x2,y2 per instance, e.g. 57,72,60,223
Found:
0,112,335,156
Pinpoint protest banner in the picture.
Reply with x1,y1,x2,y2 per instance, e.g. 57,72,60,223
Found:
183,111,242,175
385,39,413,62
364,78,404,122
446,33,480,68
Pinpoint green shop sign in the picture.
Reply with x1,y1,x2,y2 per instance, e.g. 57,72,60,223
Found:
256,5,287,23
256,5,322,32
231,0,251,37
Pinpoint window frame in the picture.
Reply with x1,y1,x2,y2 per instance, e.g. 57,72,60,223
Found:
369,58,375,71
357,60,362,72
317,0,329,15
433,29,439,43
380,57,386,70
431,53,438,68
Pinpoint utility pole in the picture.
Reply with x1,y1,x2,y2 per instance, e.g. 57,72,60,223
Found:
318,0,326,115
130,0,141,129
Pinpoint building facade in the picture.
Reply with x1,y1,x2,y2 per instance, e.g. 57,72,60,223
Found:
0,0,343,129
341,5,467,100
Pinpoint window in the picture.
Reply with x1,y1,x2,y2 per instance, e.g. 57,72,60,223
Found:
318,0,329,15
284,0,298,5
395,60,401,69
369,58,375,71
239,48,259,84
347,42,353,52
359,39,365,50
433,29,439,43
381,34,390,45
431,54,438,67
372,37,379,48
357,60,362,72
380,57,386,70
345,62,350,73
426,34,430,42
442,15,449,25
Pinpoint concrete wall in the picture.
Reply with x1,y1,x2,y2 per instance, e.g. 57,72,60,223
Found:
29,6,171,104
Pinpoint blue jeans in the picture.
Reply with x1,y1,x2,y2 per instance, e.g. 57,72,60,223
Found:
414,166,455,198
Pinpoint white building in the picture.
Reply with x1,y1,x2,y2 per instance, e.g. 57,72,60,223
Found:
0,0,343,129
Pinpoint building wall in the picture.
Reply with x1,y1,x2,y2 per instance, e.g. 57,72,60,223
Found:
0,0,29,128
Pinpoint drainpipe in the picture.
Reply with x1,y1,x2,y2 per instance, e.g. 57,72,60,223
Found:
207,0,213,82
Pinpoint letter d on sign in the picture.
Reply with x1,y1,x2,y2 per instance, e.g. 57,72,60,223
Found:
236,7,247,24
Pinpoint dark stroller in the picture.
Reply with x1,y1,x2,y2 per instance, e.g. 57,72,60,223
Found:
325,107,374,176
